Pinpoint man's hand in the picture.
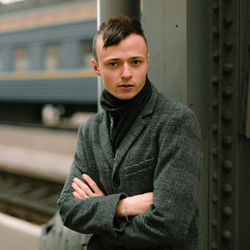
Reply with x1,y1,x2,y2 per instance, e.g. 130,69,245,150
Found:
116,192,153,217
72,174,105,199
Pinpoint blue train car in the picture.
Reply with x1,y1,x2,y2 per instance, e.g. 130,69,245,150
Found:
0,0,98,123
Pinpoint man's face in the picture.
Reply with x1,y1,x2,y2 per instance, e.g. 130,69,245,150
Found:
91,33,149,100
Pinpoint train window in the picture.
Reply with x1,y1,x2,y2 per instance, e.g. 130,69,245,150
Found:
82,40,92,68
15,48,28,71
46,45,60,70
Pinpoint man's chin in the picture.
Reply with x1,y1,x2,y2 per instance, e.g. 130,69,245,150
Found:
116,92,137,100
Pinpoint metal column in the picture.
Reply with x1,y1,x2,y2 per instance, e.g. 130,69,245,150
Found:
97,0,140,24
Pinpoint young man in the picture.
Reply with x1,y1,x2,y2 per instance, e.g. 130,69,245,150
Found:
58,16,202,250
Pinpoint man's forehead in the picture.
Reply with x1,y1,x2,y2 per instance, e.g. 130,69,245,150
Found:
96,33,146,49
96,34,146,52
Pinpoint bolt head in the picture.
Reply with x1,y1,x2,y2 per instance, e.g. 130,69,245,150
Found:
223,86,233,98
222,136,233,147
212,26,219,36
212,194,218,203
223,63,233,74
212,75,219,84
211,242,217,249
212,147,219,157
224,38,233,49
222,110,232,122
223,206,232,216
222,230,232,241
211,219,217,227
223,183,233,194
212,124,219,133
222,160,233,171
212,99,219,108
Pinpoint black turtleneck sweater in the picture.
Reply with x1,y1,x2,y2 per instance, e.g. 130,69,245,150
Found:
100,76,152,152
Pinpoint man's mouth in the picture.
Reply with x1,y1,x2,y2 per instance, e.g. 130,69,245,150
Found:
119,84,134,88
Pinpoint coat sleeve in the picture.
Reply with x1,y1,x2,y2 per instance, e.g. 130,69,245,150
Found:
102,107,202,248
57,125,127,237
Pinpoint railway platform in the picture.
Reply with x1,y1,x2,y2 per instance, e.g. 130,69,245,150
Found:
0,124,78,182
0,123,79,250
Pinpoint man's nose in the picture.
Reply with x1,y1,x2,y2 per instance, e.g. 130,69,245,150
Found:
121,64,132,79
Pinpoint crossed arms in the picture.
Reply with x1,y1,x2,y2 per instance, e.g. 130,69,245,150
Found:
72,174,153,217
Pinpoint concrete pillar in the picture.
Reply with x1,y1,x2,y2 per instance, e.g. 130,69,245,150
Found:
98,0,140,24
97,0,141,111
143,1,209,249
143,0,187,104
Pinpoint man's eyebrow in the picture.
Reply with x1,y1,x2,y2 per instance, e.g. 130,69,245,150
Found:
104,56,145,62
131,56,144,59
104,58,120,62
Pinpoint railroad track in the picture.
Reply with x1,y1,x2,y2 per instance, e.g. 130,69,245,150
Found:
0,170,63,225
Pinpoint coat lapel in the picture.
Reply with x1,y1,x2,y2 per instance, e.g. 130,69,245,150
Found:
99,112,114,167
113,116,146,172
112,85,159,174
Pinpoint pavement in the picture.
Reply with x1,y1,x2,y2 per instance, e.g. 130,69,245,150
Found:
0,212,42,250
0,124,78,183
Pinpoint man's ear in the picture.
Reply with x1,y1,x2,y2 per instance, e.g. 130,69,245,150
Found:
91,58,101,76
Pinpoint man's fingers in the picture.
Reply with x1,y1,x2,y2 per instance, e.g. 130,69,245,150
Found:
71,175,105,199
72,182,88,199
82,174,104,196
72,178,92,198
73,191,82,199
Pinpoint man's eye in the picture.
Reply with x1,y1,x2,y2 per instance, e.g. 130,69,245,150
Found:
108,62,118,67
132,60,141,65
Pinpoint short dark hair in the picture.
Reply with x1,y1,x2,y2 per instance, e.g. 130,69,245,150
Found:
93,16,147,60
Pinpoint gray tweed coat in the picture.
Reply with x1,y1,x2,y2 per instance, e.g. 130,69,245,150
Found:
58,83,202,250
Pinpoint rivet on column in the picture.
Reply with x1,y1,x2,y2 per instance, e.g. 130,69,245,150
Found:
223,63,233,74
222,160,233,171
212,194,219,203
211,242,218,250
223,86,233,98
212,50,220,60
222,110,232,122
212,26,219,36
212,99,219,109
223,206,232,217
222,135,232,147
224,15,233,26
222,230,232,242
224,38,233,49
212,75,219,85
212,172,218,181
212,147,219,157
212,2,219,12
211,219,217,228
212,123,219,133
223,183,233,194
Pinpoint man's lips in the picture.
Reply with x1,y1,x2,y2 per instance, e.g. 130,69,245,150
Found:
118,84,134,88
